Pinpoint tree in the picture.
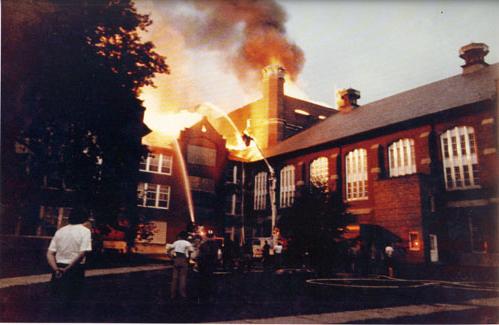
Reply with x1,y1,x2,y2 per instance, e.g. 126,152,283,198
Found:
2,0,168,247
279,185,356,274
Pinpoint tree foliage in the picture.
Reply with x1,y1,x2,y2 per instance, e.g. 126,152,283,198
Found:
279,185,356,274
2,0,168,243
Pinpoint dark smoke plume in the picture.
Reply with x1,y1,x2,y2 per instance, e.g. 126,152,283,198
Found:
173,0,304,81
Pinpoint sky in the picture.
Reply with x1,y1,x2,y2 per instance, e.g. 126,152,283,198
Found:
136,0,499,136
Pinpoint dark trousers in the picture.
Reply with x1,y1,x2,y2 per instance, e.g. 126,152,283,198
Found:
50,263,85,317
198,261,216,302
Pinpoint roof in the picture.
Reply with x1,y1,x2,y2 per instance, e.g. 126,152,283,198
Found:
263,63,499,158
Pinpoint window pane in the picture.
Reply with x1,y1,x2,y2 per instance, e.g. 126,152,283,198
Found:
139,156,147,171
161,155,172,174
451,135,458,156
158,185,170,208
463,165,471,186
468,133,476,154
149,154,159,172
443,138,449,158
137,183,145,206
146,184,157,206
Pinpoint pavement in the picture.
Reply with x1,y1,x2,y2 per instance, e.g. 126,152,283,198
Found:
1,262,498,323
0,264,169,289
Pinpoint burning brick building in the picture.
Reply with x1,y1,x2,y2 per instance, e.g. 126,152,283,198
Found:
131,118,228,254
3,43,496,268
130,42,498,266
219,43,498,267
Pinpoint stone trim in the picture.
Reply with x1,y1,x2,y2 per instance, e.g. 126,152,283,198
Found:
330,174,339,180
483,148,496,155
420,158,432,165
481,118,494,125
347,208,373,215
370,144,380,149
447,199,491,208
419,131,430,138
370,167,381,174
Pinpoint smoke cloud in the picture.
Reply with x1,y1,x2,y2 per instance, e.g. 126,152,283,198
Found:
182,0,305,81
137,0,304,113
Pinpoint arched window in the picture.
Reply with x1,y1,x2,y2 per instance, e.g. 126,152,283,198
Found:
389,138,416,177
254,171,268,210
310,157,329,188
345,149,368,200
440,126,480,190
280,165,295,208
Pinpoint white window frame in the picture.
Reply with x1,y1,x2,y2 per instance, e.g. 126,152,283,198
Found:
280,165,295,208
140,153,173,175
440,126,480,190
310,157,329,188
254,171,268,211
346,149,368,201
389,138,417,177
137,182,170,210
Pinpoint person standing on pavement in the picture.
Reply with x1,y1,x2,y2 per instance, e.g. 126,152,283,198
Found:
46,208,92,309
167,231,194,300
274,241,283,269
262,241,271,271
384,242,395,277
197,230,220,303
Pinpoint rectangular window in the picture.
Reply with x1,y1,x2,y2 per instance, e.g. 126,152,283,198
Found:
254,172,268,210
187,145,216,167
137,182,170,209
280,165,295,208
140,153,173,175
409,231,421,251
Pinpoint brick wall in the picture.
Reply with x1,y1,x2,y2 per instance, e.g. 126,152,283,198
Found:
373,174,425,263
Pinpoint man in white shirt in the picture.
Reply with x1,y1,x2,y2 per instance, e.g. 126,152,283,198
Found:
46,208,92,307
167,231,193,299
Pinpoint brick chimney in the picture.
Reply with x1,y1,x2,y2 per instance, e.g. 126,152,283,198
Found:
261,64,285,147
262,64,285,106
459,43,489,75
336,88,360,112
